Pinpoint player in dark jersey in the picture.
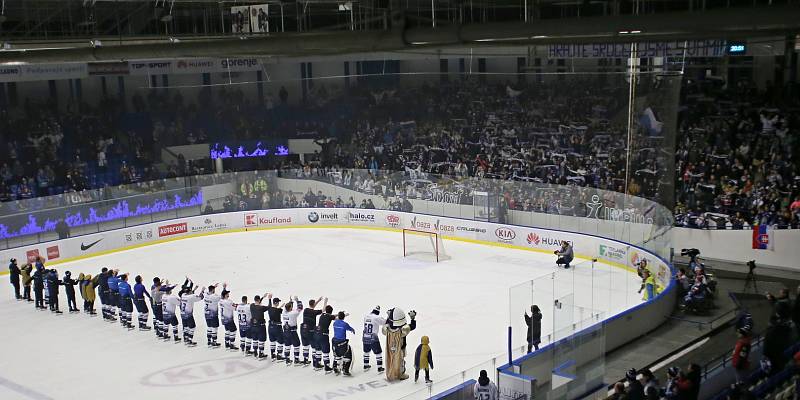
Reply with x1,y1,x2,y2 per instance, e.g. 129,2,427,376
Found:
133,275,152,331
315,305,336,373
302,297,327,367
266,293,284,360
249,294,269,359
95,267,111,320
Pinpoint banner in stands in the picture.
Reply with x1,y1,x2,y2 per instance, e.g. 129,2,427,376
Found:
0,63,88,82
0,209,669,289
250,4,270,33
127,58,262,76
231,5,252,34
546,39,728,58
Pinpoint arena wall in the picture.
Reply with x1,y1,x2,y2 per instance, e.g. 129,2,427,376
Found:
672,227,800,271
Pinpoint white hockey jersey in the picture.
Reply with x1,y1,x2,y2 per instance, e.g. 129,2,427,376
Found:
180,293,203,318
163,294,180,317
237,302,252,328
219,298,235,323
204,292,221,319
473,382,498,400
281,300,303,329
363,313,386,343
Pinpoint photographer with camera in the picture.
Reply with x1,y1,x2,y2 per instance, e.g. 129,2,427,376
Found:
554,241,574,270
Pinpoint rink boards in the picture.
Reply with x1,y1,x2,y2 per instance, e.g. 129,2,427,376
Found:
0,208,670,290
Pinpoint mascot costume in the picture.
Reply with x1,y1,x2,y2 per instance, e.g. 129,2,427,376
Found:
383,307,417,381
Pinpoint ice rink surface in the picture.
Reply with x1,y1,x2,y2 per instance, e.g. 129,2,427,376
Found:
0,228,642,400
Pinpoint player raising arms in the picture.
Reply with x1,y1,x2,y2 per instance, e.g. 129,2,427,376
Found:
237,295,253,354
363,305,386,372
315,304,336,373
162,285,182,342
151,278,174,339
333,311,356,376
281,296,304,365
219,288,237,350
179,282,205,346
302,296,327,367
266,294,285,360
249,293,270,359
203,283,223,348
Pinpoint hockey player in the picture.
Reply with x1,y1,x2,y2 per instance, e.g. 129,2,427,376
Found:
383,308,417,381
162,286,181,342
281,296,304,365
316,305,336,372
203,283,224,347
219,289,237,350
62,271,79,313
107,269,121,321
237,296,253,354
95,267,112,320
150,278,169,338
118,274,134,329
133,275,152,331
266,294,285,360
332,311,356,376
32,263,45,309
47,269,62,314
363,305,386,372
179,284,205,346
250,294,270,359
302,297,327,367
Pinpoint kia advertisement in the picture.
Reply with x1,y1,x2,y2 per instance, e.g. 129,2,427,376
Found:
495,227,516,243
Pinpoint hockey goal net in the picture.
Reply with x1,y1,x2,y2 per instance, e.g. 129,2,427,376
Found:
402,229,449,262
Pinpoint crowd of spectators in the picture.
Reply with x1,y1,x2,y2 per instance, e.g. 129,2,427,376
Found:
674,79,800,229
0,74,797,230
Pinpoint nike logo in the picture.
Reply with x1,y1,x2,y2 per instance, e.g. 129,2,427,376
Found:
80,239,103,251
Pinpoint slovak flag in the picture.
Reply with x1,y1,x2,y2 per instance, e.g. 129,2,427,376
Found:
752,225,773,250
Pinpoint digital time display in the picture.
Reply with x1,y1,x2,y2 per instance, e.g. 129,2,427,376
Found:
727,43,746,55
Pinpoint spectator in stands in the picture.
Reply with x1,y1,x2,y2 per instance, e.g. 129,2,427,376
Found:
525,305,542,353
639,368,659,394
682,276,707,312
625,369,645,400
608,382,627,400
766,288,791,320
676,268,691,296
202,201,214,215
762,314,794,374
793,285,800,337
732,328,752,383
55,219,70,239
473,370,497,400
685,363,701,400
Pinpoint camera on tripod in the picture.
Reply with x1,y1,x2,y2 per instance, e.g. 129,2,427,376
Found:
746,260,756,272
681,248,701,258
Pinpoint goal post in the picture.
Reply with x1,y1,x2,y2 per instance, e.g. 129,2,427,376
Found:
402,229,448,262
